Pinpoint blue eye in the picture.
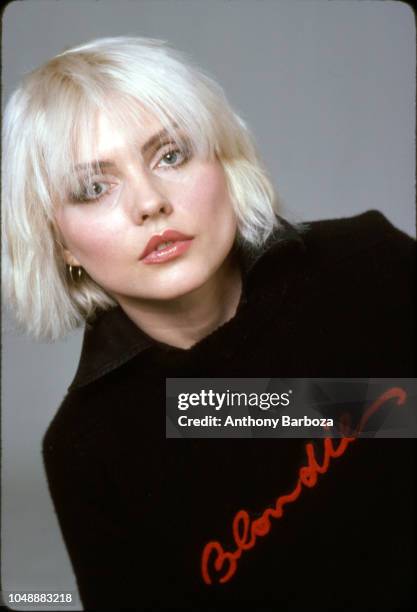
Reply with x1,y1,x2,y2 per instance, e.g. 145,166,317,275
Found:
162,151,179,165
89,183,106,197
83,182,107,200
71,180,111,203
156,146,189,169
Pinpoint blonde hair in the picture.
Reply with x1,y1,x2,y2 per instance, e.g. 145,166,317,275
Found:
2,36,281,340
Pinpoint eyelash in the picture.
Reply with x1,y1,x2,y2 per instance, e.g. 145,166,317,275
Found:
157,143,189,169
70,143,190,204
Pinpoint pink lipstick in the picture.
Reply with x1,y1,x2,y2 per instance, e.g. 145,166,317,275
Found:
140,229,193,264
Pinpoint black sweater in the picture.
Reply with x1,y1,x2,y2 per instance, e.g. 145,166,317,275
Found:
42,211,416,611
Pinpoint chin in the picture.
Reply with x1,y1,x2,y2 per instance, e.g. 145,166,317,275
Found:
147,269,215,301
154,280,208,301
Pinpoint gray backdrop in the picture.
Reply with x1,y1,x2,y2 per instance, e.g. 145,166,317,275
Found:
1,1,415,610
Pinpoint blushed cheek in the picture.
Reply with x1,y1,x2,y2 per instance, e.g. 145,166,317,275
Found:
179,163,234,219
55,210,124,263
76,231,119,262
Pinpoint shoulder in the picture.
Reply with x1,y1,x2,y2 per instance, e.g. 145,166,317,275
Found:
42,384,110,473
282,211,415,375
292,210,416,300
289,210,416,292
299,210,415,264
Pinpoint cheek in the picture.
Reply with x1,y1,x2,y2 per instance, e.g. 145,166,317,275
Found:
55,209,125,261
179,164,234,221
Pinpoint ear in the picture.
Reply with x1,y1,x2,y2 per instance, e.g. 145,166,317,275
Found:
62,248,81,267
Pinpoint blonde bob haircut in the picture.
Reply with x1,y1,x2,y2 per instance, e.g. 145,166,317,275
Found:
2,36,282,341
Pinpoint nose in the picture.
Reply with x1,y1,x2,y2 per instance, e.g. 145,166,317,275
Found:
127,168,174,225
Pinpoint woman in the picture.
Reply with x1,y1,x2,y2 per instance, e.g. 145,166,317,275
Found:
3,36,415,610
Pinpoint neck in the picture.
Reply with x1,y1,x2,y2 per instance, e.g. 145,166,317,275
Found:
118,254,243,349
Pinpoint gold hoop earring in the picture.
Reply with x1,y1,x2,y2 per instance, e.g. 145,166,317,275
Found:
68,265,84,283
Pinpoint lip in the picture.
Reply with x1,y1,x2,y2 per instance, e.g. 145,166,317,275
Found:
139,229,194,263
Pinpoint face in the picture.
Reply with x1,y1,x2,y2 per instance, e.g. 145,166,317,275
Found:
55,109,238,307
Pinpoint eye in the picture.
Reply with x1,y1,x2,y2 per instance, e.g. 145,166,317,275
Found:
71,180,114,203
161,150,180,165
88,182,107,198
155,144,189,169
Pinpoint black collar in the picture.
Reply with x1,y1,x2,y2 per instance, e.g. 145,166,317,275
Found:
69,217,306,390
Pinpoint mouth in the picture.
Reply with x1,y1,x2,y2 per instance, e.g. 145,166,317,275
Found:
140,229,194,264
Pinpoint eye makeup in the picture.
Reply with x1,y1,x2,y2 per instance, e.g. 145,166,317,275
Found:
68,138,192,204
69,177,119,204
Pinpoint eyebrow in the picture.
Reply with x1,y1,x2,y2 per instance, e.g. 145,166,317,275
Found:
74,128,173,171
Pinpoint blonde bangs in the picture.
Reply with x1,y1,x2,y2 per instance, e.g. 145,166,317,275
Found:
34,40,225,207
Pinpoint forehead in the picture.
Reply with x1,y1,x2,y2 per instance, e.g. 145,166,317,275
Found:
76,107,165,164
